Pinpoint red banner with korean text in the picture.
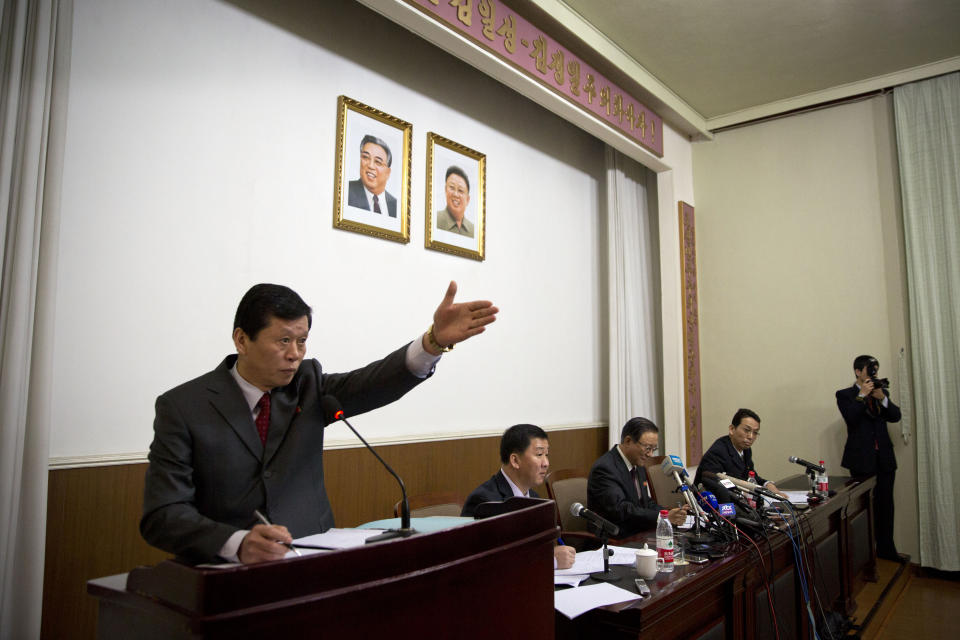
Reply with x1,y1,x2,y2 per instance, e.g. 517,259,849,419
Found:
406,0,664,157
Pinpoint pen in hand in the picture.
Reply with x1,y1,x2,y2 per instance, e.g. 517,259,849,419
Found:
253,509,302,557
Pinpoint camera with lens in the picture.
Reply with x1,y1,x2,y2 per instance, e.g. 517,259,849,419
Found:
866,359,890,390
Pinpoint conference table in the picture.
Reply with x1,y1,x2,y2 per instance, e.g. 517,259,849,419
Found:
88,476,875,639
555,474,877,640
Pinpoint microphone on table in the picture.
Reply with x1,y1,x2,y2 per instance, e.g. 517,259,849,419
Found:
661,455,704,516
320,395,415,542
570,503,620,582
714,472,784,502
789,456,826,474
570,502,620,537
701,472,760,516
661,455,715,546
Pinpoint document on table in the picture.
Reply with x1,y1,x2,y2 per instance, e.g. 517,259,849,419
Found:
554,545,638,576
781,491,810,505
293,527,385,549
554,573,588,587
554,583,641,619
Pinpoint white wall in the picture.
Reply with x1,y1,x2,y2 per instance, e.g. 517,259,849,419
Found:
49,0,611,459
693,96,917,557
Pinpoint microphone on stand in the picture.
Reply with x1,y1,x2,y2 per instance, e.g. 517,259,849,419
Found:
702,472,761,517
788,456,826,474
570,502,620,537
715,472,784,502
570,503,619,581
320,395,415,542
661,455,713,547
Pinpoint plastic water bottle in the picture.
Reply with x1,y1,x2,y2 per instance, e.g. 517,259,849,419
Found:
816,461,829,497
656,509,674,573
746,471,759,509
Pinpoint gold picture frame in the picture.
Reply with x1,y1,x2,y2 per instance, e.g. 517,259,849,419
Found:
332,96,411,243
424,132,486,261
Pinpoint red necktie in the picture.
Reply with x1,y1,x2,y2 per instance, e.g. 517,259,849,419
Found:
373,194,382,213
255,392,270,446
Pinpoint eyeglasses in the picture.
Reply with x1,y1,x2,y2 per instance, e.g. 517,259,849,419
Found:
640,444,659,454
738,426,760,437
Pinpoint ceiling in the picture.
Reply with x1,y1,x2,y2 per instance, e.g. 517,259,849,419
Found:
560,0,960,130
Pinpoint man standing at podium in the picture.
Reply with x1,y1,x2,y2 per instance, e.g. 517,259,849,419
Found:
461,424,576,569
141,281,497,564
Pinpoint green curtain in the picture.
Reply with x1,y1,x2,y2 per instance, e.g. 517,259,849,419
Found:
893,71,960,571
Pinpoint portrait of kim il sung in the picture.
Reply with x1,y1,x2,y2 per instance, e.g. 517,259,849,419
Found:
333,96,411,243
424,132,486,261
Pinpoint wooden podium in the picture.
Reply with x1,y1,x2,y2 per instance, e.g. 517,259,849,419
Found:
88,502,557,639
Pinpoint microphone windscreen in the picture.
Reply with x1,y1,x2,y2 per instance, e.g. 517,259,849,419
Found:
570,502,585,516
320,395,344,422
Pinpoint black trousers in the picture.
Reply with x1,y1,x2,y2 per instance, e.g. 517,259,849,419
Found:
873,469,897,557
853,469,897,558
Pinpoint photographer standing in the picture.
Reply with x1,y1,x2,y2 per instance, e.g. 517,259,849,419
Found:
836,355,903,561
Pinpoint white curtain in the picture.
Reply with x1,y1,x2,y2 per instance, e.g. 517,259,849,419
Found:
0,0,71,636
606,147,661,446
893,71,960,571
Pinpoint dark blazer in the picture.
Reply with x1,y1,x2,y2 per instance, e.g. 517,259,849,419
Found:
141,345,426,563
587,446,663,536
837,385,901,474
693,435,767,488
347,179,397,218
461,471,539,517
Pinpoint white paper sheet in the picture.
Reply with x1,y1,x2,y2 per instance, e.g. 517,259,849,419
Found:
293,527,385,549
554,582,641,619
555,545,642,576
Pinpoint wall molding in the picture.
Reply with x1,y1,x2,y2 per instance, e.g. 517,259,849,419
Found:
47,421,607,469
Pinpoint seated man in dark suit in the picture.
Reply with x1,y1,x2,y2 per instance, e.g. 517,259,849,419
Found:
462,423,576,569
693,408,787,498
587,417,688,537
141,281,497,565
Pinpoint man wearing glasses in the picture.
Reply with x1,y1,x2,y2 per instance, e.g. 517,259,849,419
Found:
693,408,787,498
587,417,688,537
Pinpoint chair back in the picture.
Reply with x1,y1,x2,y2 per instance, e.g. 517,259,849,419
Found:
644,455,683,507
394,491,465,518
544,468,590,532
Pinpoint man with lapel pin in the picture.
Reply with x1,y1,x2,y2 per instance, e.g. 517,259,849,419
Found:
693,408,787,498
141,281,497,564
587,417,688,537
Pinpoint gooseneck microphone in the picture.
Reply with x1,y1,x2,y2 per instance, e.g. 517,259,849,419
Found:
320,395,415,542
788,456,826,474
570,502,620,537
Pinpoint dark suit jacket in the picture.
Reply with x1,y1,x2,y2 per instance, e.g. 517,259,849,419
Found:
347,179,397,218
837,385,901,474
587,446,663,536
460,471,539,517
141,345,426,563
693,435,767,488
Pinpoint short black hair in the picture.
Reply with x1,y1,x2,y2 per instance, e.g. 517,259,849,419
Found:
234,284,312,340
853,355,877,372
621,417,659,443
360,134,392,167
731,408,760,427
500,424,548,464
445,165,469,192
